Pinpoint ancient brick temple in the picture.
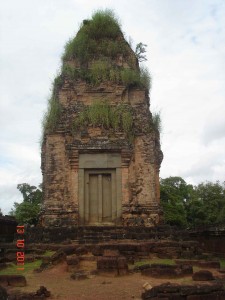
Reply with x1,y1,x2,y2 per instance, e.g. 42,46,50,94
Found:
40,12,163,228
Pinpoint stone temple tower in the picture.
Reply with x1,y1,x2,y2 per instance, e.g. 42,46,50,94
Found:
41,10,163,228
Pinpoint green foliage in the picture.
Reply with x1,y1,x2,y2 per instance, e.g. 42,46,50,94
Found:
42,96,61,133
186,181,225,227
160,177,225,228
17,183,42,204
88,9,121,39
10,183,42,225
140,67,151,90
73,101,133,139
43,250,56,257
0,260,42,275
120,68,139,86
135,42,147,62
53,75,64,94
152,111,162,133
90,60,111,85
220,259,225,268
62,9,123,62
160,177,194,227
62,63,151,89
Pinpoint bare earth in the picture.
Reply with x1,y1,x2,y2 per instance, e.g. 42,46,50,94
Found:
7,261,224,300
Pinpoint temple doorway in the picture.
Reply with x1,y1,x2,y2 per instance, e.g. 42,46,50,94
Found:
78,153,122,225
84,169,116,224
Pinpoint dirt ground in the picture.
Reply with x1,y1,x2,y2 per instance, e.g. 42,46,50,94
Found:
7,261,224,300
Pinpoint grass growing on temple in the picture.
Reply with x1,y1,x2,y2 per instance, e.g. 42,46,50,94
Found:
72,101,133,138
62,9,123,62
41,8,152,141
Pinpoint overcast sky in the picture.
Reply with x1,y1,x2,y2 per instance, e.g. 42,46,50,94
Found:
0,0,225,214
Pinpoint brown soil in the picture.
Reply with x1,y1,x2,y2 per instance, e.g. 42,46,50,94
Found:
7,261,225,300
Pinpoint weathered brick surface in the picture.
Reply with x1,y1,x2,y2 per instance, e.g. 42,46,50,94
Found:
40,34,163,229
141,264,193,278
142,283,225,300
97,255,128,275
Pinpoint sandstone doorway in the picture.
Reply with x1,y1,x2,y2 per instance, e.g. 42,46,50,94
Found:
84,169,116,225
78,153,122,225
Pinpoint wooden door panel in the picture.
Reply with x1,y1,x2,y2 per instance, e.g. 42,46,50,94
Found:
102,174,112,222
89,174,98,223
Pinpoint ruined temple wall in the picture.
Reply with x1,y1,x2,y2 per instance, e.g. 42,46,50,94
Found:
42,134,79,226
41,80,162,226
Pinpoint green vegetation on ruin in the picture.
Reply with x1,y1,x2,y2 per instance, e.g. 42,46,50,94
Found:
72,101,134,141
152,111,162,133
41,9,152,139
42,97,61,133
61,63,151,89
62,9,124,62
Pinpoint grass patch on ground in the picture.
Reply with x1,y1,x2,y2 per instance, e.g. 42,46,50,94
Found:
133,258,176,268
220,259,225,268
42,250,55,257
0,260,42,276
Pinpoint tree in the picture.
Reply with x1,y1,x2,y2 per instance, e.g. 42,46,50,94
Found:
0,208,2,216
160,176,194,227
10,183,42,225
135,42,147,62
186,181,225,227
160,177,225,228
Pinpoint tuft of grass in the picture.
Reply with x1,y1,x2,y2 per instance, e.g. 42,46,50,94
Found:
120,68,139,86
0,260,42,276
89,9,121,39
152,111,162,133
62,9,124,62
42,97,62,134
90,60,111,85
140,67,151,90
61,63,151,90
134,258,176,267
43,250,55,257
72,101,134,141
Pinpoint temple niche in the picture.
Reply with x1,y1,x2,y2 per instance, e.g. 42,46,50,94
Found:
40,10,163,228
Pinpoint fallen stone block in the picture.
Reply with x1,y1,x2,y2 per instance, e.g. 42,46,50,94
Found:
141,282,225,300
59,245,77,255
50,250,66,265
75,246,88,256
71,270,88,280
0,275,26,287
66,254,79,265
141,264,193,278
192,270,214,281
97,255,128,275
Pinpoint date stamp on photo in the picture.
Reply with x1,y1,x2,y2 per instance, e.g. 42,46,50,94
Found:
16,225,25,271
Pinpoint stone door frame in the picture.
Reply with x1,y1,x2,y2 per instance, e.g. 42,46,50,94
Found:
78,153,122,225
